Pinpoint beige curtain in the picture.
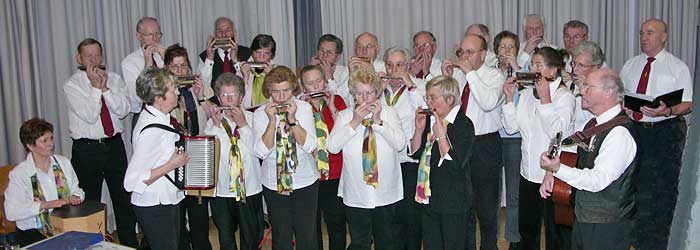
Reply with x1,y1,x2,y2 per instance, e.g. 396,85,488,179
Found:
0,0,296,165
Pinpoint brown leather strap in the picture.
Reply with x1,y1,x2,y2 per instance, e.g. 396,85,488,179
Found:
563,115,628,146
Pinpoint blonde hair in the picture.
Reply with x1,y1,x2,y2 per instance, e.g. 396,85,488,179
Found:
136,68,176,105
349,66,382,95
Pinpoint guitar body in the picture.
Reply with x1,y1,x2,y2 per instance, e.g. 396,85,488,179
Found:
552,151,578,227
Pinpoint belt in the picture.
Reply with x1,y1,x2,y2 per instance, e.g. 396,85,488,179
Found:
633,117,681,128
73,133,121,144
475,131,499,142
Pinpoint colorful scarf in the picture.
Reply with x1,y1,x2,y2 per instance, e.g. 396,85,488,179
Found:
361,118,378,188
31,156,70,235
221,118,246,202
313,100,331,180
276,112,298,195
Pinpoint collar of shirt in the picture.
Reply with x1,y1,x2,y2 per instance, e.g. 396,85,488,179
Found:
431,105,460,126
22,153,58,175
595,104,623,124
144,105,172,124
217,47,235,61
548,76,564,94
646,48,668,61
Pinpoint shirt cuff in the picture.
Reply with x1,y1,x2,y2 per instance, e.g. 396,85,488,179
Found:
437,152,452,167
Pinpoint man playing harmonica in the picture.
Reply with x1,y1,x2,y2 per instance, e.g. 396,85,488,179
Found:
198,17,252,92
349,32,385,73
65,38,137,248
517,14,558,68
381,46,426,250
122,17,167,128
311,34,352,108
441,34,506,250
409,31,442,81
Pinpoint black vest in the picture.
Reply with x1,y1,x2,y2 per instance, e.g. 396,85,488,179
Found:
574,113,637,223
198,45,252,89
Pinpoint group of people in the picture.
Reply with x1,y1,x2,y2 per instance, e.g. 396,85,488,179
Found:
3,13,692,250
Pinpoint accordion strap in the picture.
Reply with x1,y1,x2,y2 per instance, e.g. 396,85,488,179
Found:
140,123,184,189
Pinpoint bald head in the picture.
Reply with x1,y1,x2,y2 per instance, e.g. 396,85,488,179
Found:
640,18,668,56
581,68,624,115
355,32,380,60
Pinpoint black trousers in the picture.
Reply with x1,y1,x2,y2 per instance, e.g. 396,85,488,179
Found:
316,179,347,250
572,219,632,250
211,193,264,250
422,209,468,250
133,204,183,250
346,201,400,250
633,118,687,250
181,196,212,250
71,135,137,248
466,133,502,250
263,181,319,250
519,177,571,250
397,162,422,250
15,228,47,247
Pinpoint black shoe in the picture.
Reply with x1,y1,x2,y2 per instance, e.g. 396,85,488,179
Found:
509,242,520,250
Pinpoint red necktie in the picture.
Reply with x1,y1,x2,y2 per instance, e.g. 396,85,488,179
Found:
169,116,181,132
583,118,597,145
151,53,159,68
100,97,115,137
633,57,656,120
461,81,470,113
223,51,233,73
416,70,425,79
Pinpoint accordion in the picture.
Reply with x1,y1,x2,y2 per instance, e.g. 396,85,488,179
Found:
173,136,219,194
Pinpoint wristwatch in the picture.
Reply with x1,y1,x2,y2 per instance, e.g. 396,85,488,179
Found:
287,121,298,127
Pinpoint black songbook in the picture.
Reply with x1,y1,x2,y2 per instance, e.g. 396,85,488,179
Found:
624,89,683,112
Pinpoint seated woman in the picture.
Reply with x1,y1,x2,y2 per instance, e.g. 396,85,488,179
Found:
4,118,84,246
124,68,189,250
205,72,264,250
299,64,348,250
326,66,406,249
409,75,475,249
252,66,318,250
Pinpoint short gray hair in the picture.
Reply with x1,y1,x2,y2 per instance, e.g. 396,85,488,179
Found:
214,17,235,30
591,68,624,102
214,72,245,97
136,17,159,33
426,75,461,108
523,14,546,28
383,47,411,63
563,20,589,35
571,41,605,67
136,68,176,105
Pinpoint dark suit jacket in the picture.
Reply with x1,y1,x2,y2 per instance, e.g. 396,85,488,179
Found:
200,45,251,106
410,109,475,214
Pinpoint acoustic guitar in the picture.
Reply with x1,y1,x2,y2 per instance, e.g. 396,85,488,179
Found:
547,132,578,227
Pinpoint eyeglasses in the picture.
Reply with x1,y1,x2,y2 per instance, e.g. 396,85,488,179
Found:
498,44,516,50
571,60,596,70
139,32,163,39
564,34,585,41
221,92,241,98
423,95,442,102
356,44,378,50
269,88,293,95
353,91,376,98
578,83,604,92
168,64,190,71
414,42,434,49
319,49,338,55
385,62,407,69
456,48,484,58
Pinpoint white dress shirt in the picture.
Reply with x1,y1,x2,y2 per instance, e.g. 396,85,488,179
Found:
373,59,386,73
484,50,498,69
204,113,263,197
555,105,637,192
451,64,506,135
326,104,406,209
411,57,443,82
64,70,131,140
4,154,85,230
253,99,319,191
198,48,243,88
620,49,693,122
121,49,164,113
501,77,575,183
382,82,426,163
327,65,352,107
125,105,185,206
517,40,558,69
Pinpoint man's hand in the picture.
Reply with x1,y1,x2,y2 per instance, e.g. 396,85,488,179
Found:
539,171,555,199
640,101,670,118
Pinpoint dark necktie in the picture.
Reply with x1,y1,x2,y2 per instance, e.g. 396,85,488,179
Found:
179,87,199,135
100,96,114,137
583,118,597,145
633,57,656,120
416,70,425,79
169,116,181,132
151,53,159,68
223,51,233,73
461,81,470,113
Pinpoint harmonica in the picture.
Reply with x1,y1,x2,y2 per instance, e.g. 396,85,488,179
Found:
77,65,107,71
219,105,238,111
309,91,327,99
214,38,232,49
357,57,371,63
418,108,433,115
272,103,290,109
515,72,541,86
248,62,266,69
177,75,196,87
380,76,402,81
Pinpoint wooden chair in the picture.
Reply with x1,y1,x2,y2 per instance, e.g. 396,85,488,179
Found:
0,164,17,234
